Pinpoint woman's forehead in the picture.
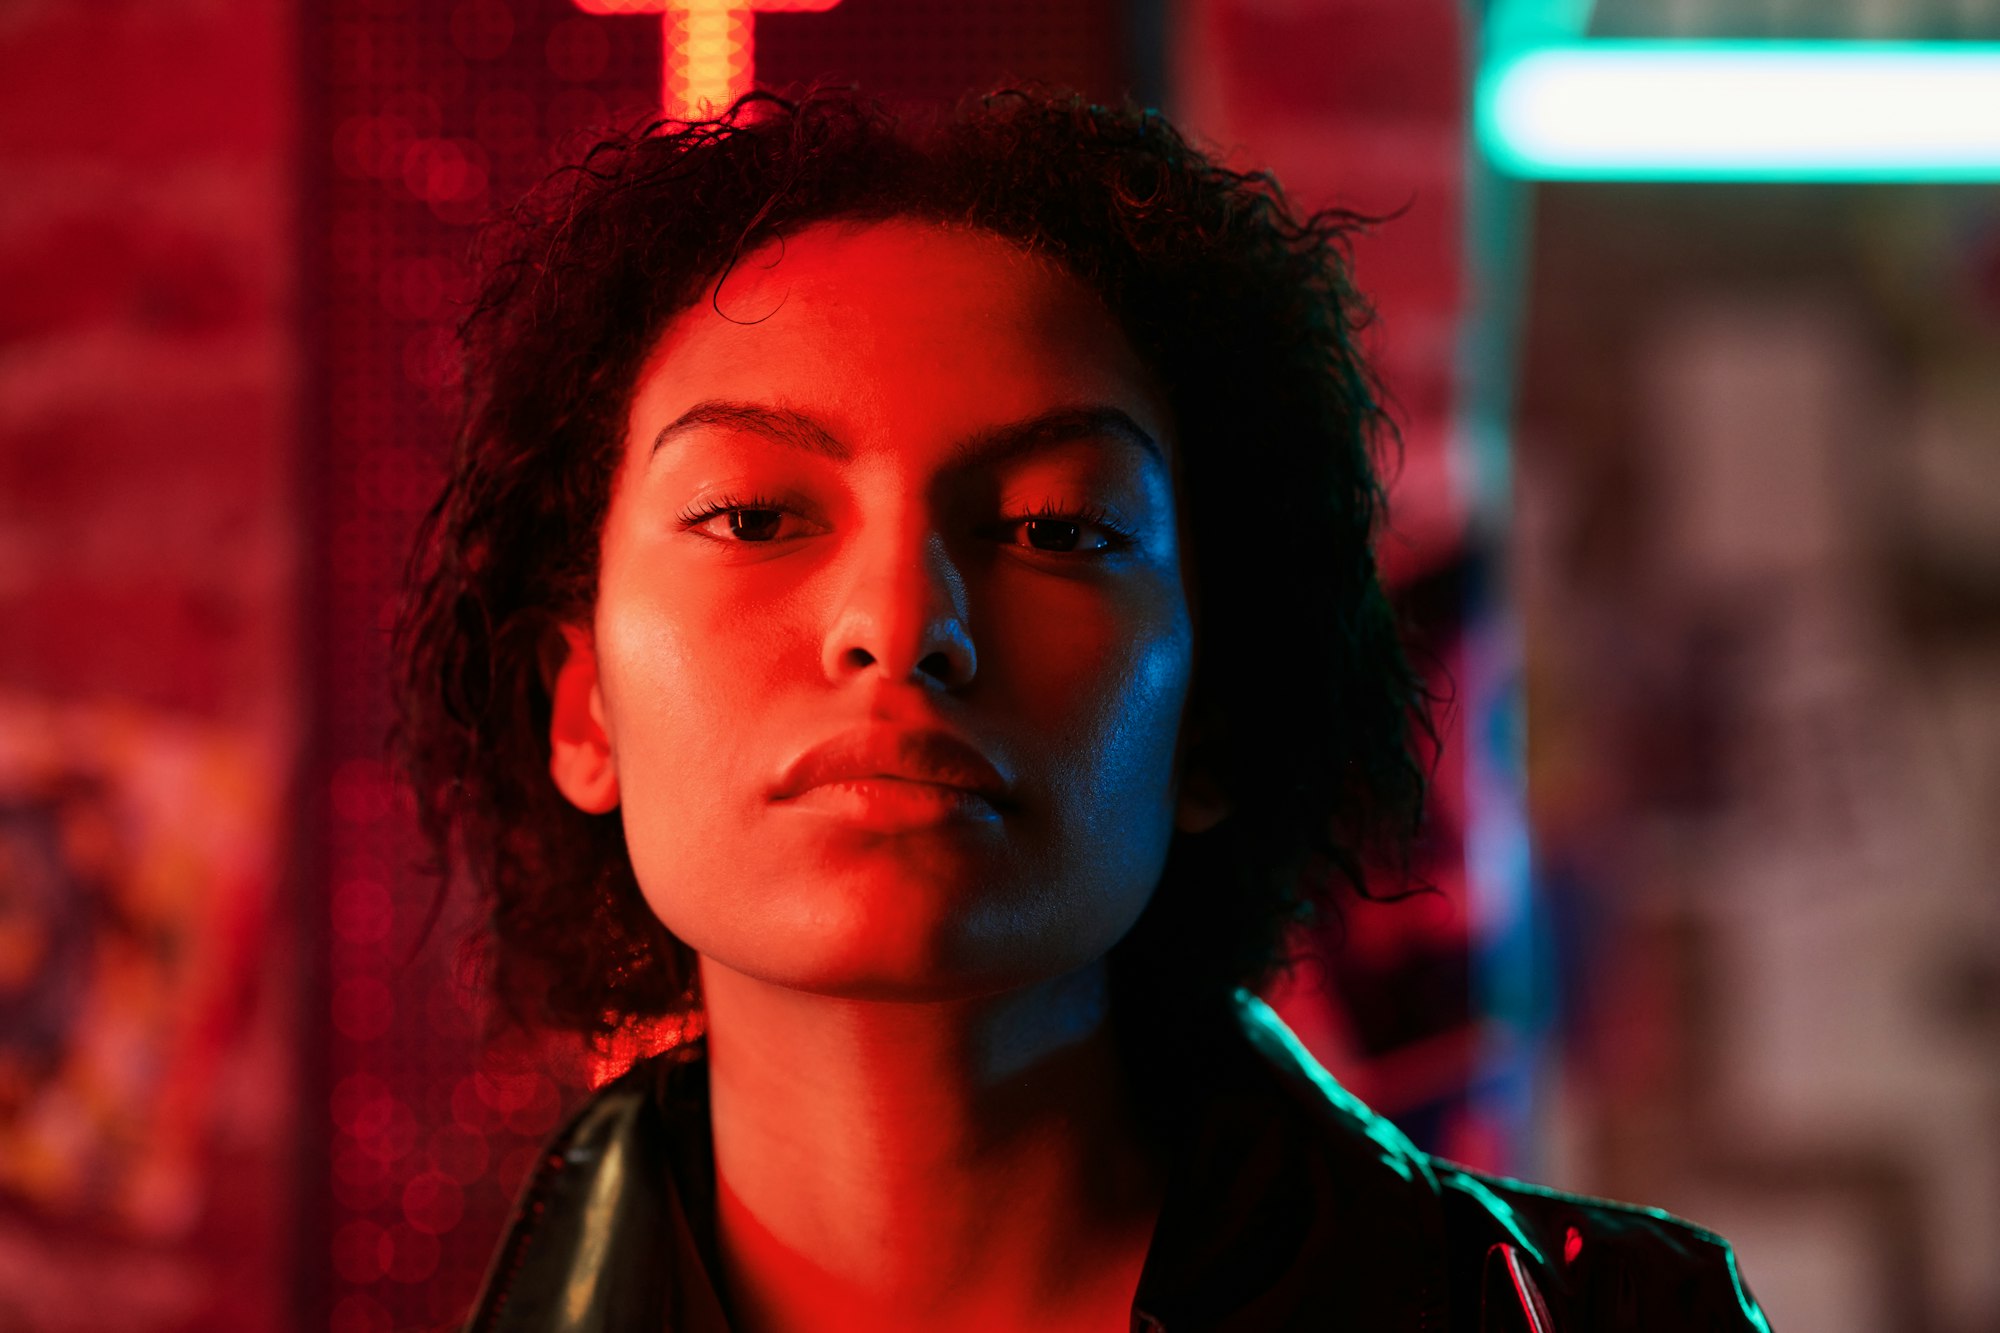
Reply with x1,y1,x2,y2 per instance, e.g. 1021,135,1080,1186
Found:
627,218,1177,467
723,217,1065,311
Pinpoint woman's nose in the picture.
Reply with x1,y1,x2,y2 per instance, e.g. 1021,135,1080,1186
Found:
821,527,978,691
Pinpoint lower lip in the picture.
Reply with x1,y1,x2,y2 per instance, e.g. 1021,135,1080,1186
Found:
776,778,1003,833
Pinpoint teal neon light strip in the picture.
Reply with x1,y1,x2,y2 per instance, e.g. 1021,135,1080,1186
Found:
1484,0,1597,52
1479,42,2000,181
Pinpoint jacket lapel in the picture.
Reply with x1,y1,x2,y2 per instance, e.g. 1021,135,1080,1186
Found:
1128,992,1453,1331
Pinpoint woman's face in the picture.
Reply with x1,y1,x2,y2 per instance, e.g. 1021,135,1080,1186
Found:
552,217,1213,1003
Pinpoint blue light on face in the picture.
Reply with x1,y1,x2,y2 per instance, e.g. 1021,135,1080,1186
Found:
1479,42,2000,182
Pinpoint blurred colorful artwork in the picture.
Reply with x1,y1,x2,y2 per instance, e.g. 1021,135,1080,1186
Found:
0,692,291,1330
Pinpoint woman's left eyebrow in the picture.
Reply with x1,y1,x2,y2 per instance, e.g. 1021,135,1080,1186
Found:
650,401,1167,471
952,406,1167,472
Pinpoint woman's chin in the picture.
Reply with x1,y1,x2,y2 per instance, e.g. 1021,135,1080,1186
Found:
700,920,1056,1005
640,842,1154,1007
683,890,1116,1007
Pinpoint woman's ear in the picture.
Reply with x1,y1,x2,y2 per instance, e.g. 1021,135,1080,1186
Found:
1174,710,1233,835
549,622,620,814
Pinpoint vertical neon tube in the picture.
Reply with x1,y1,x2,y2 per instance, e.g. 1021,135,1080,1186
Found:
571,0,845,122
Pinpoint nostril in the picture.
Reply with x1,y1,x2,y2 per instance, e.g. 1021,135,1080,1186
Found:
917,649,958,685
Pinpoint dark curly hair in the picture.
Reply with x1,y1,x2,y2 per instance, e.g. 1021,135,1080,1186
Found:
395,84,1429,1050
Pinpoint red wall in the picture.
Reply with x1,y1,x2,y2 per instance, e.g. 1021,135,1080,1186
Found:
0,2,302,1330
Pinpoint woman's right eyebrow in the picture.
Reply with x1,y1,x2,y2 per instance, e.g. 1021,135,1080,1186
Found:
651,400,851,463
650,400,1167,472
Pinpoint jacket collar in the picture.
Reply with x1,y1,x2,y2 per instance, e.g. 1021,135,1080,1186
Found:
466,990,1453,1331
1125,991,1452,1330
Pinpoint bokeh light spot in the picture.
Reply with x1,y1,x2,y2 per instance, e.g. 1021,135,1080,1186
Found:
331,1071,392,1131
332,875,394,944
330,1292,393,1333
333,1217,389,1285
402,1170,466,1235
333,975,395,1041
384,1220,443,1283
428,1123,491,1185
547,17,611,82
333,1138,395,1212
449,0,514,60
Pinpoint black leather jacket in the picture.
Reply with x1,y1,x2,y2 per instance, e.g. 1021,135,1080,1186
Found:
464,992,1771,1331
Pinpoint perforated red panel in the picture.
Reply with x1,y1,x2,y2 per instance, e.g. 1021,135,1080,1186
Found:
309,4,1130,1327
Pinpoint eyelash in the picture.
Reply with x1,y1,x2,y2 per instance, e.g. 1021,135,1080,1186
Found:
674,491,793,532
673,493,1138,552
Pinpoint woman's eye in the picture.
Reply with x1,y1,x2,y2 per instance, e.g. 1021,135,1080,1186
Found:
676,497,803,544
1002,506,1135,555
715,507,788,542
1007,517,1105,553
678,497,1134,554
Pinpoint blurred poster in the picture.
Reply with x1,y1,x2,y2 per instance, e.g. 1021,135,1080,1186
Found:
0,692,292,1332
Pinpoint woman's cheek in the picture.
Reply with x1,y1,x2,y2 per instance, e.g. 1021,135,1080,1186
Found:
1052,582,1191,731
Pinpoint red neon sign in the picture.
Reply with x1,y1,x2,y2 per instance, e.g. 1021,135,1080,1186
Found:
570,0,844,120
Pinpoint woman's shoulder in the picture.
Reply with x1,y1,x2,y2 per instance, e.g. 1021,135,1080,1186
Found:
1429,1161,1773,1332
461,1047,721,1333
1230,989,1774,1331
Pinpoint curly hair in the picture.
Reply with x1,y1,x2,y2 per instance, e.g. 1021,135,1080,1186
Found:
394,84,1429,1048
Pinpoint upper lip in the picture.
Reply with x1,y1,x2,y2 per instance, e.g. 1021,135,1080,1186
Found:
772,726,1013,805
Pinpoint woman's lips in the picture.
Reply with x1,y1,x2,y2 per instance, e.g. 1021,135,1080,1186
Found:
772,725,1011,803
775,776,1003,834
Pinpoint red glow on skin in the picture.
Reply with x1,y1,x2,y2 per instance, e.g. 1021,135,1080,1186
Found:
547,219,1232,1332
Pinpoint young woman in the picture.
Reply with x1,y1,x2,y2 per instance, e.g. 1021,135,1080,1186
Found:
397,88,1770,1332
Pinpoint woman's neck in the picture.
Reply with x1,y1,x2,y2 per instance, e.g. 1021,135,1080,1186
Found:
697,957,1166,1333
